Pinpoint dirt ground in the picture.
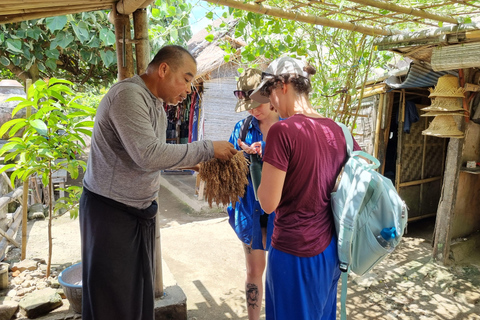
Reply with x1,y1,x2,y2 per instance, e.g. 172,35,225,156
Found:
2,151,480,319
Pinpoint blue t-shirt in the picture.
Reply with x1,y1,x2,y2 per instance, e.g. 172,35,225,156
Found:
226,116,275,250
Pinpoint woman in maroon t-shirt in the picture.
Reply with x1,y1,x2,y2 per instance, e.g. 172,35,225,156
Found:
250,57,360,320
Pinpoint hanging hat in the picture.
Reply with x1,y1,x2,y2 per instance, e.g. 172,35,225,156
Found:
422,115,464,138
428,75,465,98
421,97,465,112
421,110,466,117
234,68,263,112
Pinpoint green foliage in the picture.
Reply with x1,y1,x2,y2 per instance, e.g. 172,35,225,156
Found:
0,12,118,87
0,78,96,216
148,0,193,53
77,87,107,109
205,6,398,120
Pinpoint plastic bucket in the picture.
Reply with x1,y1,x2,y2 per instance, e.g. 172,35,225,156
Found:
58,262,82,314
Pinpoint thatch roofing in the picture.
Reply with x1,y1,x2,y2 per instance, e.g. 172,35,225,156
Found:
187,18,245,81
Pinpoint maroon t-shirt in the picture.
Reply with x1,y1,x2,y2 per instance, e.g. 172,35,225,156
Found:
263,115,360,257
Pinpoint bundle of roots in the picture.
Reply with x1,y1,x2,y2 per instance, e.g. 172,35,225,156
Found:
198,152,249,208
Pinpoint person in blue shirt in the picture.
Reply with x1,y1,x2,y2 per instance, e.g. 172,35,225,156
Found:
227,68,280,320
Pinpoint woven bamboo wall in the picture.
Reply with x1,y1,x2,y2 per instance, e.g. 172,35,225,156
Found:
399,104,445,220
354,96,377,155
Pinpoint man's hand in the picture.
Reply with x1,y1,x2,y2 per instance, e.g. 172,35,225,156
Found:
212,141,237,160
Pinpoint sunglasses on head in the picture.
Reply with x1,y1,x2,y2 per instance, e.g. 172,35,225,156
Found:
234,89,254,100
261,72,275,80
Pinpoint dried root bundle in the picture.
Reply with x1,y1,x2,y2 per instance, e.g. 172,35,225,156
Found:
198,152,249,208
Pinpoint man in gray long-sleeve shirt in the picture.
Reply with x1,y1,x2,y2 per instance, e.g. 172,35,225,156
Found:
80,45,236,320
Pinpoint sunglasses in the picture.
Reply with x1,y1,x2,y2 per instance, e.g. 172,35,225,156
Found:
261,72,275,80
234,89,254,100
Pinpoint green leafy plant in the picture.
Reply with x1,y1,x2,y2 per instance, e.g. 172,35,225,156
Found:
0,78,96,277
0,12,118,87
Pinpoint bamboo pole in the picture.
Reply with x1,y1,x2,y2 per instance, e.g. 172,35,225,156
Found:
398,176,442,187
1,0,113,5
380,92,394,175
0,188,23,215
133,8,149,75
373,93,384,159
0,228,20,248
113,5,134,81
374,22,480,49
204,0,398,36
0,5,112,24
117,0,153,15
349,0,458,24
21,79,32,261
0,2,114,13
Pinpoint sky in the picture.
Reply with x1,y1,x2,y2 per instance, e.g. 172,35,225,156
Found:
187,0,228,35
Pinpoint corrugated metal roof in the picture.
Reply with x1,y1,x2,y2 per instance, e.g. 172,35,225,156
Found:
385,62,458,90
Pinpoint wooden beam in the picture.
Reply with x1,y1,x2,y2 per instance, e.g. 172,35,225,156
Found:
0,0,115,11
204,0,399,36
117,0,153,15
349,0,458,24
0,5,111,24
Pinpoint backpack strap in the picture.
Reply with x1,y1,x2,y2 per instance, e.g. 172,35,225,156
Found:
239,115,253,142
336,122,355,320
337,122,353,157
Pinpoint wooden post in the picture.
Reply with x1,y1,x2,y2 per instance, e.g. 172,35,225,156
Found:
113,5,134,80
432,137,464,264
133,8,149,75
373,93,384,159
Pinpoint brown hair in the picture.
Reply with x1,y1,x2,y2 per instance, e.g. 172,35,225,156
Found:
261,62,316,97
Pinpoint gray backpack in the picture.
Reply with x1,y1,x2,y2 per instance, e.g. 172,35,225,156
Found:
331,123,408,320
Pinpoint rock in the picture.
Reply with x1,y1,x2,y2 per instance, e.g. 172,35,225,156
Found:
11,260,37,273
18,288,63,318
11,271,20,278
56,288,66,299
0,300,18,320
28,212,45,221
49,278,60,289
32,259,46,265
7,289,17,298
27,204,44,215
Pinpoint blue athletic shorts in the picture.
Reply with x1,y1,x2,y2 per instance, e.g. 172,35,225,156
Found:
265,237,341,320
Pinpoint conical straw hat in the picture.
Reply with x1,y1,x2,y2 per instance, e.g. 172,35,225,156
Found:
421,97,465,112
422,115,464,138
421,110,466,117
428,75,465,98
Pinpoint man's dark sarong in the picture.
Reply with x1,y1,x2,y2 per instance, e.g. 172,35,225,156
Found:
80,187,157,320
